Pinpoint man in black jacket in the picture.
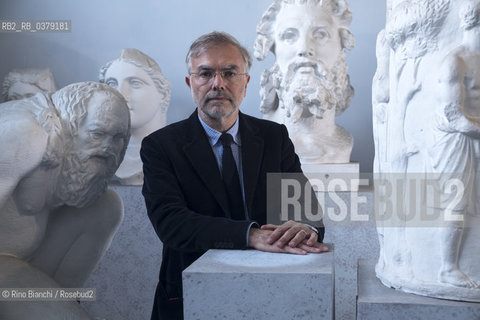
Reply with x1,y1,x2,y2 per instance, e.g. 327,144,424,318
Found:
141,31,328,320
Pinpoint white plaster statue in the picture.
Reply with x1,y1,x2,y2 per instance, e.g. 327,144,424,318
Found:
372,29,390,174
374,0,480,301
429,0,480,291
100,48,171,185
0,82,130,319
254,0,355,164
2,68,58,102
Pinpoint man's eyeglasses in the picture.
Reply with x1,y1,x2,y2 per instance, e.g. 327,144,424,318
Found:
190,70,248,85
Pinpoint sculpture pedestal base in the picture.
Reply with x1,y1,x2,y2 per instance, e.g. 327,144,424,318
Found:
357,260,480,320
83,186,162,320
183,247,334,320
302,162,360,191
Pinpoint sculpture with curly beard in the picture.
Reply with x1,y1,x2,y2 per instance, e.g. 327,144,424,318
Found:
255,0,355,164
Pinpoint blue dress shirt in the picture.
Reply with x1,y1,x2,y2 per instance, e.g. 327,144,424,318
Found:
198,115,258,244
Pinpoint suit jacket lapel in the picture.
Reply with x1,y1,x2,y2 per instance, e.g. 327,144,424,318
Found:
183,111,231,216
239,113,264,217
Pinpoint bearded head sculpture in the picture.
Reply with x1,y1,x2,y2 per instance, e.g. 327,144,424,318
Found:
255,0,355,164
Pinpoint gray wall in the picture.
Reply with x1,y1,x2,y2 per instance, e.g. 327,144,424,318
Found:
0,0,385,173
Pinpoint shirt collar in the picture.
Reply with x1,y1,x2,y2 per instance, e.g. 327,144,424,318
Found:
198,113,241,147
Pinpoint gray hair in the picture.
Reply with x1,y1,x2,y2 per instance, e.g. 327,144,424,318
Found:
254,0,354,61
186,31,252,73
52,81,129,138
2,68,58,102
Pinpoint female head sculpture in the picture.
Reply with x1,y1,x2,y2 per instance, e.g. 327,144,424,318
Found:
99,48,171,185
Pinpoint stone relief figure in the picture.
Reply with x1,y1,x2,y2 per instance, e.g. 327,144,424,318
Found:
374,0,480,301
100,48,171,185
376,1,451,286
2,67,58,102
383,0,450,173
371,28,391,282
372,29,390,174
0,82,130,319
375,0,451,284
428,0,480,290
254,0,355,164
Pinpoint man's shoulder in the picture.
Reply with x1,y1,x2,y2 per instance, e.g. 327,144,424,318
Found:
240,112,286,131
0,100,52,137
240,112,288,139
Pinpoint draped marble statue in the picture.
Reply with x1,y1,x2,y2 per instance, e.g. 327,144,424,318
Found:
374,0,480,301
100,48,171,185
2,68,58,102
0,82,130,319
254,0,355,164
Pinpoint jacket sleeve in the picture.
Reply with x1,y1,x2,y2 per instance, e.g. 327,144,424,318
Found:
279,124,326,242
141,135,252,252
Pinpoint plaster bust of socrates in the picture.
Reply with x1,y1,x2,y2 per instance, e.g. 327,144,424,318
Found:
0,82,130,319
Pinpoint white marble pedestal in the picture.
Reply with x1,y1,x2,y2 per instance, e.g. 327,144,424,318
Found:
183,247,334,320
357,260,480,320
302,162,360,191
